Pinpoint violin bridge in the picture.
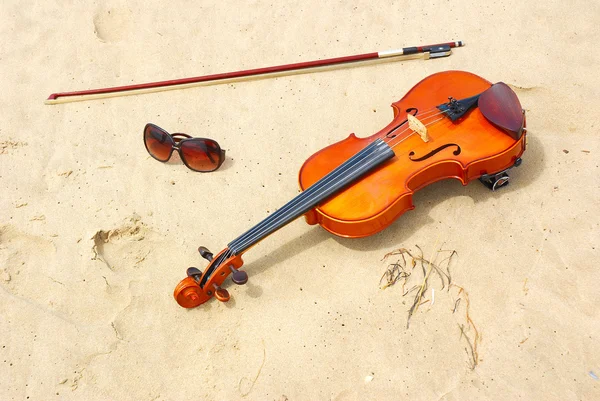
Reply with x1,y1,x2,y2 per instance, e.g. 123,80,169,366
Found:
407,114,429,142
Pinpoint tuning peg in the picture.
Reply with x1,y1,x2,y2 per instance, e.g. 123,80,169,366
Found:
198,246,213,261
229,266,248,285
186,267,203,281
212,284,230,302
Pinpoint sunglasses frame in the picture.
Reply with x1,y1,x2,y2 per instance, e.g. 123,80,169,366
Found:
143,123,226,172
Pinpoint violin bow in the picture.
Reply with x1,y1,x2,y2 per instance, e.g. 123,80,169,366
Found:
45,41,464,105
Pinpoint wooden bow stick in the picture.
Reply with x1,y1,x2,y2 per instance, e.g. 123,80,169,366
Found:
45,41,464,105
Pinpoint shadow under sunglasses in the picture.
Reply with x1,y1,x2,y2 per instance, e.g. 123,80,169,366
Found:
143,123,225,172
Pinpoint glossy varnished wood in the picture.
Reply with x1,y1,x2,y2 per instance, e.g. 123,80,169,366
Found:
173,248,244,308
299,71,526,238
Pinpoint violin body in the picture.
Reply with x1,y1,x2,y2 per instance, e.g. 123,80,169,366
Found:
300,70,526,237
174,70,527,308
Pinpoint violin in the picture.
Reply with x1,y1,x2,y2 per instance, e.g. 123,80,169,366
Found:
174,70,527,308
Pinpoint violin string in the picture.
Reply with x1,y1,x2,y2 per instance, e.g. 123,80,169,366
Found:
384,108,447,143
226,110,453,258
226,107,448,252
205,106,454,283
228,139,386,253
228,133,396,251
211,110,452,280
227,141,380,250
230,113,460,255
229,144,391,255
388,116,449,149
384,110,450,149
203,141,386,284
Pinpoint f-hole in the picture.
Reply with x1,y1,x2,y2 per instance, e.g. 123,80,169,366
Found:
409,143,462,162
386,108,418,139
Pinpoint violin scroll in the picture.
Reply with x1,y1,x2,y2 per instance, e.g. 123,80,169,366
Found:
173,247,246,308
173,277,204,308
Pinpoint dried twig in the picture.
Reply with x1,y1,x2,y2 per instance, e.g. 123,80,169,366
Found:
379,244,458,329
452,298,461,313
379,245,481,369
452,284,480,369
458,324,478,370
239,339,266,397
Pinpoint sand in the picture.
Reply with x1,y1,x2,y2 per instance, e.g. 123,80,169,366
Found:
1,0,599,400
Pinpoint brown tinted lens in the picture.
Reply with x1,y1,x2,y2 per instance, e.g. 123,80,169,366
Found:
180,139,222,172
144,125,173,161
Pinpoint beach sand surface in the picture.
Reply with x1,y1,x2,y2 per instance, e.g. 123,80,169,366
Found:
1,0,599,400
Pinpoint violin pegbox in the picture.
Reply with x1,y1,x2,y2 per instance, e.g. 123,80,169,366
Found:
173,247,246,308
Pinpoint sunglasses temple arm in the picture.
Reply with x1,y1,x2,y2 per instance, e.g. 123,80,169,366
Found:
206,148,225,166
219,149,226,166
203,148,218,164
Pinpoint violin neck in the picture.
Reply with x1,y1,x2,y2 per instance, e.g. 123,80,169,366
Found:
227,138,394,254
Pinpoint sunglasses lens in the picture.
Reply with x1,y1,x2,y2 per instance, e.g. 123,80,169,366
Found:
144,125,173,161
180,139,223,172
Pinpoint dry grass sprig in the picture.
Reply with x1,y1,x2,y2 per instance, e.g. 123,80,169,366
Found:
381,244,455,328
452,284,481,370
380,245,480,369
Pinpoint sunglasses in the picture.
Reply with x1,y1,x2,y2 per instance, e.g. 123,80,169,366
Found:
143,123,225,172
